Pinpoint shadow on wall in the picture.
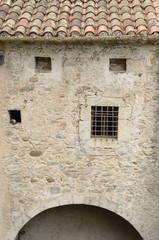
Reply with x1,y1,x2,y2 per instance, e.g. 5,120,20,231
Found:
17,205,142,240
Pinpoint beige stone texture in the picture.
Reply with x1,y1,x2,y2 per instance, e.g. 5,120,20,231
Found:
0,42,159,240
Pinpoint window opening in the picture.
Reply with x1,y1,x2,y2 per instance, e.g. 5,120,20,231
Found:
91,106,119,138
0,54,4,65
35,57,52,72
109,59,126,72
9,110,21,124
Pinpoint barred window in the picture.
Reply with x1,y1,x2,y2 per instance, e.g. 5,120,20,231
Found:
91,106,119,138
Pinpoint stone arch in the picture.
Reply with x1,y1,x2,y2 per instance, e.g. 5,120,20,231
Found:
9,193,143,240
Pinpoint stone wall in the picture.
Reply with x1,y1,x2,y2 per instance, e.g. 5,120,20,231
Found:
0,42,159,240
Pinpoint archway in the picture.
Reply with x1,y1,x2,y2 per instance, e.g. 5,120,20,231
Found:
10,194,144,240
16,205,142,240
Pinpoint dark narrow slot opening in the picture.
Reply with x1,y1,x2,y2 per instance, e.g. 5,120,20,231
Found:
9,110,21,124
0,54,4,65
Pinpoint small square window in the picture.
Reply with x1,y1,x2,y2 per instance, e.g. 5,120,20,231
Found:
109,59,126,72
35,57,52,72
9,110,21,124
91,106,119,138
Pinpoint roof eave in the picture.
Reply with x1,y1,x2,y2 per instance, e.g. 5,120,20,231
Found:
0,35,159,45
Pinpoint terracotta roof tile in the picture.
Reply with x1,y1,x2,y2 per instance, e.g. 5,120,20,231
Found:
0,10,7,20
0,0,159,38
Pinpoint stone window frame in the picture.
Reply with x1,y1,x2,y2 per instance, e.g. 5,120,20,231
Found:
79,96,132,148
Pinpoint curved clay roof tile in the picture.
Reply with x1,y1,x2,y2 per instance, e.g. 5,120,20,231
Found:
143,0,154,8
97,18,107,26
111,18,121,27
72,11,82,19
85,17,95,27
84,25,95,34
85,5,95,13
46,5,58,14
97,11,107,19
36,5,47,14
112,25,122,33
137,25,147,33
70,18,81,27
0,4,9,13
22,5,34,14
1,0,12,6
110,12,120,21
50,0,60,7
43,26,54,36
133,6,143,13
125,25,136,34
70,25,81,34
85,12,95,20
74,1,83,8
47,12,57,20
150,25,159,33
15,25,26,34
132,0,141,8
120,0,130,8
11,0,24,8
19,12,32,21
17,18,29,28
147,11,157,20
97,6,107,14
29,25,40,35
122,12,132,21
60,11,70,20
85,0,95,8
0,10,7,20
136,18,147,27
120,6,131,15
1,25,12,34
44,19,56,29
109,0,119,8
58,18,69,28
145,6,154,14
123,19,135,27
4,18,16,28
57,26,67,35
148,18,159,27
134,12,145,20
36,0,48,7
98,24,108,34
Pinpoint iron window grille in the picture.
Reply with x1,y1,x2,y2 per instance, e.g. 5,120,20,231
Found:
91,106,119,138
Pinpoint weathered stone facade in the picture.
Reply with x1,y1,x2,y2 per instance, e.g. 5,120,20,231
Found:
0,41,159,240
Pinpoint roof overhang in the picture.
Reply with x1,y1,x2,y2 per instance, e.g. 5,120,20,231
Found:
0,35,159,45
